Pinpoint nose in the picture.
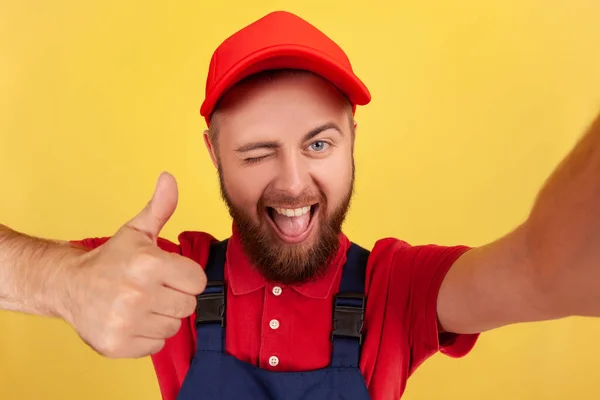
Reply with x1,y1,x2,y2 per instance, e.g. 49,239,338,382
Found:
272,151,310,198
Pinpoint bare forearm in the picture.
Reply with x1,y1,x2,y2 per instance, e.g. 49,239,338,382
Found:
438,111,600,334
0,224,83,318
525,110,600,316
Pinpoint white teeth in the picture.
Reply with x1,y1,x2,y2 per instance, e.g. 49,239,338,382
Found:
274,206,312,217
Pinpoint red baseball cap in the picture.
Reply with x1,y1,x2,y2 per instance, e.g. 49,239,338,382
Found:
199,11,371,125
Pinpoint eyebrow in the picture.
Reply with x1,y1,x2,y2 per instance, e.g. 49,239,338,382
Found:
234,123,344,153
304,122,344,142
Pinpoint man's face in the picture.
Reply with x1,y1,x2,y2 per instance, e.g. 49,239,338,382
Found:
205,71,356,284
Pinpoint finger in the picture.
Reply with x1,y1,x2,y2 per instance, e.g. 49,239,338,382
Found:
100,336,166,359
159,253,207,295
125,172,179,240
133,313,183,340
127,338,166,358
151,286,197,319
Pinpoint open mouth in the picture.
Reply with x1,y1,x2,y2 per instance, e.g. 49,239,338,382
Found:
265,204,319,244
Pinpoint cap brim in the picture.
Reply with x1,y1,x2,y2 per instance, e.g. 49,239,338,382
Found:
200,44,371,123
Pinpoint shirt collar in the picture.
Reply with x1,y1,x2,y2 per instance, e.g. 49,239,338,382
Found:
225,223,351,300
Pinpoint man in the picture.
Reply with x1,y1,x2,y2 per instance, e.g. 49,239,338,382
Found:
1,9,599,400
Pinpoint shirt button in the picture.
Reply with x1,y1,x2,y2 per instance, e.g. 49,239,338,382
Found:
269,319,280,330
272,286,282,296
269,356,279,367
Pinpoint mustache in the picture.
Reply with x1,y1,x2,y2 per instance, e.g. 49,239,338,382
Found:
258,190,323,209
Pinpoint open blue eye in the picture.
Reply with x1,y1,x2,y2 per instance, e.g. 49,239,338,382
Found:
309,141,329,152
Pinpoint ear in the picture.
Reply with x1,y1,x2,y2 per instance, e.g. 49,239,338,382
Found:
351,120,358,147
203,130,219,169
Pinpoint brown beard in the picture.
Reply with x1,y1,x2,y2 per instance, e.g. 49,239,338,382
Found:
218,164,354,285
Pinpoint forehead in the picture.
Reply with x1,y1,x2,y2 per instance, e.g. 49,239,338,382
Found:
212,72,351,141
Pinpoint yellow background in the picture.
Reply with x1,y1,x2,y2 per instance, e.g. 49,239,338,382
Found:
1,0,600,399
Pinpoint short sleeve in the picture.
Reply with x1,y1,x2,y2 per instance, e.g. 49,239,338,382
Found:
403,242,479,369
372,239,479,375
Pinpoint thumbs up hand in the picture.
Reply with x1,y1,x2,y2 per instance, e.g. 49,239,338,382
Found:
63,173,207,358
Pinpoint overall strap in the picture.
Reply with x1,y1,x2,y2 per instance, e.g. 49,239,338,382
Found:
195,239,228,352
331,243,370,368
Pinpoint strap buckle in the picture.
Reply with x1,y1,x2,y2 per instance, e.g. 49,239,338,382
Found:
331,292,365,345
195,281,225,327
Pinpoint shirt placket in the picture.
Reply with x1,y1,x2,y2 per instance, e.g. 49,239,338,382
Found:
259,284,287,370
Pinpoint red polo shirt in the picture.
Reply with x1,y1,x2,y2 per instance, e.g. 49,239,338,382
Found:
73,226,478,400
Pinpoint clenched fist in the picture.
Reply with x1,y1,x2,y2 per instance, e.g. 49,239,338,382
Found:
63,172,207,358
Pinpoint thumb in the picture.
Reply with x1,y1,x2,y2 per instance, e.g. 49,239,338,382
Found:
126,172,179,240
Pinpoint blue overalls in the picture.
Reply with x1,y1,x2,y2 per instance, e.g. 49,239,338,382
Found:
176,240,371,399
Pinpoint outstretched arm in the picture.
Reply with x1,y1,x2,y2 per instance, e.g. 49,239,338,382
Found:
0,173,207,358
0,224,81,317
438,110,600,334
